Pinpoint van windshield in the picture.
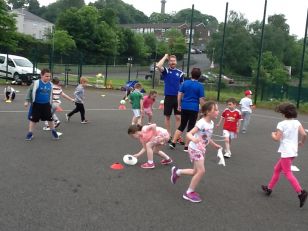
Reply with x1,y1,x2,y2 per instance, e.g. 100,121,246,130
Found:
13,58,33,67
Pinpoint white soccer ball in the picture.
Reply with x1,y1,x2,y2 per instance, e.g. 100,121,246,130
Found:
160,100,164,104
123,154,138,165
120,100,126,104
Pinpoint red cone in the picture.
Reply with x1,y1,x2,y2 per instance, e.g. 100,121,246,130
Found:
110,162,124,170
118,104,126,110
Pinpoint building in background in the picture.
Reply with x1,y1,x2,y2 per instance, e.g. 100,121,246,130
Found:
11,8,54,40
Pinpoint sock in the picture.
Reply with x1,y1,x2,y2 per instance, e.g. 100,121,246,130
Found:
176,169,181,176
186,188,194,194
148,160,153,164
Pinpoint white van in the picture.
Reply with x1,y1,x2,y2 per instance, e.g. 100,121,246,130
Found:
0,54,40,83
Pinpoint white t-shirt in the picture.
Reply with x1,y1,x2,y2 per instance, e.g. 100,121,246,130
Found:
188,118,214,150
277,119,301,158
239,97,253,113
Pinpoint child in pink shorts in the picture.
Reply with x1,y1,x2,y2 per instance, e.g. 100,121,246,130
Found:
128,123,172,169
142,90,157,124
170,101,222,203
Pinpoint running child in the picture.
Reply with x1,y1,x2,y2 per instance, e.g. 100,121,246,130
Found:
142,90,157,124
128,83,143,125
216,97,241,158
170,101,222,203
261,102,307,208
44,77,74,130
239,90,253,133
24,68,59,140
128,123,173,169
66,77,88,124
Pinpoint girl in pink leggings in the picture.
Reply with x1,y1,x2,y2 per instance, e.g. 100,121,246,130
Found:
262,103,307,208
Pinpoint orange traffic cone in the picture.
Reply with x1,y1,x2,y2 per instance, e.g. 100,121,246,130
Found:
110,162,124,170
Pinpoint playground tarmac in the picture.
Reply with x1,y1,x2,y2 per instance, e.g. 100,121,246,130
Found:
0,85,308,231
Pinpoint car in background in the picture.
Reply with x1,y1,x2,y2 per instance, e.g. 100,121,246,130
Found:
190,48,202,54
222,75,235,84
0,54,40,85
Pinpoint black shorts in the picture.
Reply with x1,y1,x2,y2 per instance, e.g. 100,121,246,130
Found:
30,102,53,123
164,95,180,116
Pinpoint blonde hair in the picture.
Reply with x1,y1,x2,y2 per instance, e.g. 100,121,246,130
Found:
80,77,88,84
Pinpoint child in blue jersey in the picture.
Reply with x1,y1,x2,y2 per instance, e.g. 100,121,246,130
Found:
24,68,59,141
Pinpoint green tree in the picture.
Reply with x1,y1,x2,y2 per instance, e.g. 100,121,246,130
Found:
148,13,172,23
165,28,186,59
52,30,76,63
91,0,148,24
40,0,85,23
0,0,18,52
207,11,254,75
57,6,117,63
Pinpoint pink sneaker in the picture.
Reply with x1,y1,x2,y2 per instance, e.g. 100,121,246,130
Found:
170,166,179,184
160,158,173,165
140,162,155,169
182,192,202,203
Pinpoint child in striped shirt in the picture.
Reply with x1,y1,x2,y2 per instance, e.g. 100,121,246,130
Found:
44,77,74,130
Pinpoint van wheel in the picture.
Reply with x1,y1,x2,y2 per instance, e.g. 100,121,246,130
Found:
13,73,20,81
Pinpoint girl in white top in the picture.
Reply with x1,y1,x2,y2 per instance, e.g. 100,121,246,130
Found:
170,101,222,203
262,103,307,208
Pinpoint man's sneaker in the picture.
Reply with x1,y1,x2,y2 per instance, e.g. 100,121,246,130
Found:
140,162,155,169
65,114,70,122
54,120,61,128
177,136,185,145
168,137,173,144
169,142,176,149
25,132,33,141
51,130,59,140
171,166,180,184
182,192,202,203
298,190,308,208
224,152,232,158
81,120,88,124
261,185,272,196
183,146,188,152
161,158,173,165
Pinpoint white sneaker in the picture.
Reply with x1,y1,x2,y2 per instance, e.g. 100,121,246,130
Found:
224,152,232,158
65,114,70,122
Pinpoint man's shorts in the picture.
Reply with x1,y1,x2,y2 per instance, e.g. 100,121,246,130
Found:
30,102,53,123
164,95,180,116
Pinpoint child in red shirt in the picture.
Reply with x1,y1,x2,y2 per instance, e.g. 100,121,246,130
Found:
216,98,241,158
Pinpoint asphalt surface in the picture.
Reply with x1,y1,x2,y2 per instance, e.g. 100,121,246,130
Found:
1,85,308,231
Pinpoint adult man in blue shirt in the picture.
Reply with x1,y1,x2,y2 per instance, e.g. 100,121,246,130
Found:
156,54,184,142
